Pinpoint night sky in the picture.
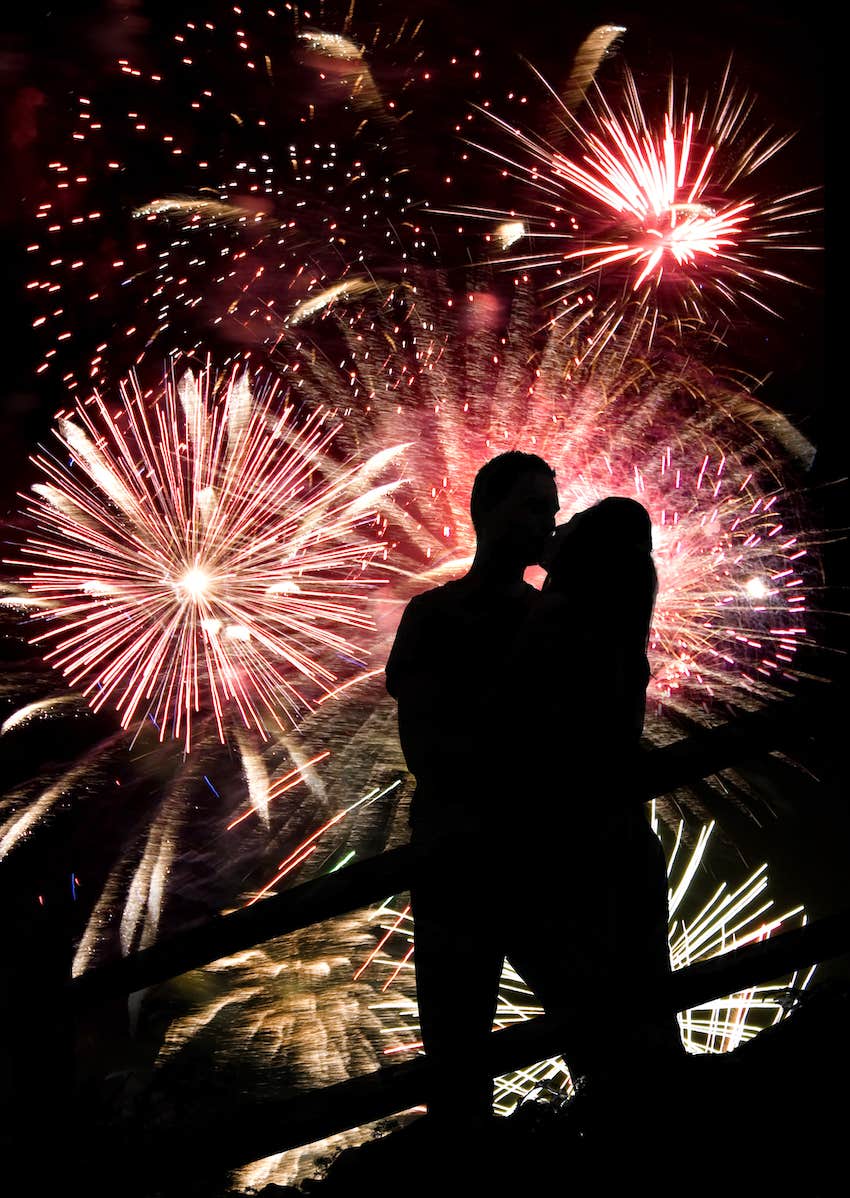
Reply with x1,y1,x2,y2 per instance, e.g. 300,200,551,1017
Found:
0,0,843,1029
0,1,829,501
0,4,844,1192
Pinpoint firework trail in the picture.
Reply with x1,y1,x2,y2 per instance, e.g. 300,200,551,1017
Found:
1,542,407,975
555,23,626,119
450,60,819,351
9,365,404,750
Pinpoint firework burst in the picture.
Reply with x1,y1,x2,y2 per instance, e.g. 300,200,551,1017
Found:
10,366,404,750
23,3,433,399
453,61,819,350
276,272,816,718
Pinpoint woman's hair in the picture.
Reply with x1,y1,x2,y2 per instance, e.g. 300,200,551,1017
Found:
546,496,657,646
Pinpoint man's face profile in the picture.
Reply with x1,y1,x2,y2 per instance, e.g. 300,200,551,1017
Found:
482,470,560,566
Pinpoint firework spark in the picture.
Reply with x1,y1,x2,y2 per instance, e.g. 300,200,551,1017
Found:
11,366,405,750
23,4,430,398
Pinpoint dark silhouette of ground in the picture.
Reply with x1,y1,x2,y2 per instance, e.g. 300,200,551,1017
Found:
257,978,848,1198
45,963,848,1197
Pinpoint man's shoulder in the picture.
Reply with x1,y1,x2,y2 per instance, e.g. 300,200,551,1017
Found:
407,579,543,618
386,585,459,694
388,586,451,652
389,581,474,654
403,579,466,614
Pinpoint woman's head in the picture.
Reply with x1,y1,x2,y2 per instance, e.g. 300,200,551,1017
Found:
588,496,652,553
545,496,655,593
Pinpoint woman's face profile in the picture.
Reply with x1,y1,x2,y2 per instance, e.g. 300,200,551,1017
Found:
545,498,653,585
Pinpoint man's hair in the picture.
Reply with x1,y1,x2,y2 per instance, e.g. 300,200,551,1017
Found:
469,451,555,534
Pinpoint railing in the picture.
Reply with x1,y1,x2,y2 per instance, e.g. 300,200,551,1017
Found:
71,695,821,1006
84,907,850,1194
68,692,848,1190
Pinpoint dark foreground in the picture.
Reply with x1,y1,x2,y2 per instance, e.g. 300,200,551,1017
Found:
240,979,847,1198
4,977,846,1197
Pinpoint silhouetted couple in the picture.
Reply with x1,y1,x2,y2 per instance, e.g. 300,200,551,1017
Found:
386,451,684,1159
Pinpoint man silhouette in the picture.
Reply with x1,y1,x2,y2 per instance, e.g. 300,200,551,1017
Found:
385,451,559,1132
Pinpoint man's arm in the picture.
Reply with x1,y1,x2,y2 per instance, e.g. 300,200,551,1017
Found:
386,594,471,784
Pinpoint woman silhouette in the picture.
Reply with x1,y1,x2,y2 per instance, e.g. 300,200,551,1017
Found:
506,496,684,1149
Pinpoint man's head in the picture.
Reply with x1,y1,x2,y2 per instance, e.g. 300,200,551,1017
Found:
470,451,559,567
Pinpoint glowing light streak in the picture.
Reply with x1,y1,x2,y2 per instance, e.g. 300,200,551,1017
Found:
0,733,126,861
1,696,81,735
355,903,412,982
246,780,399,905
247,843,318,904
329,850,356,872
226,750,331,829
316,667,386,704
